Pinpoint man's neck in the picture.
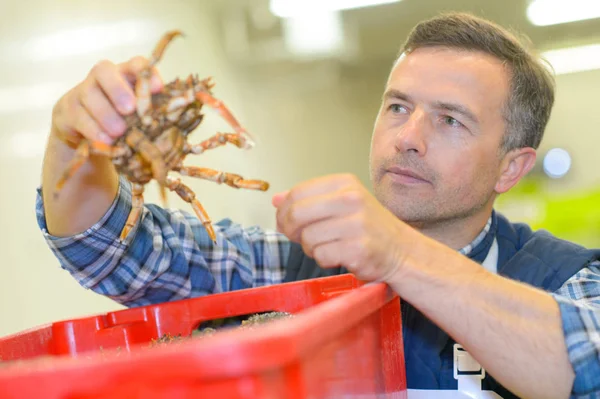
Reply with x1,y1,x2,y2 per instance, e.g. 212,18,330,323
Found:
410,209,493,251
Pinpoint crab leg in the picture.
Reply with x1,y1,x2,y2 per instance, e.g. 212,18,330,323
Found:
194,90,256,148
54,140,125,198
159,74,256,149
165,176,216,243
120,183,145,241
149,30,183,67
187,132,253,154
158,184,169,208
176,166,269,191
163,81,257,147
125,127,168,185
136,30,183,124
54,141,90,198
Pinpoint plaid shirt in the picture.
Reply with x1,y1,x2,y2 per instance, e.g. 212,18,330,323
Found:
36,176,600,397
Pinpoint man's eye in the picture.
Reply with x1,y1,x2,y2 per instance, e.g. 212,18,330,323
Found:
443,116,463,128
389,104,407,114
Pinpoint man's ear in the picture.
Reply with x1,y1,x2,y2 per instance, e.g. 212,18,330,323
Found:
495,147,537,194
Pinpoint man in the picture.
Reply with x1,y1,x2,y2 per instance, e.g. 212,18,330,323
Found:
37,12,600,398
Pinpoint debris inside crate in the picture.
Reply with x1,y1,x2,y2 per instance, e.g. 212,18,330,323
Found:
153,311,294,345
196,311,293,334
149,333,186,348
193,327,217,337
240,311,293,327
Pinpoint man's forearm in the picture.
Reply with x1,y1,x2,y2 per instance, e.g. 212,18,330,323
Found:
41,130,119,237
389,236,574,398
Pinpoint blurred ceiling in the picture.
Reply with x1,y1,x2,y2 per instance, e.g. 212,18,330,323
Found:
1,0,600,148
211,0,600,69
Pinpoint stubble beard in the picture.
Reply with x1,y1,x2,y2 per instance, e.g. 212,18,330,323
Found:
371,169,494,231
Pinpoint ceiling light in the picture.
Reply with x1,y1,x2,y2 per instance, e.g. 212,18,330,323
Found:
269,0,401,18
526,0,600,26
542,44,600,75
282,12,344,56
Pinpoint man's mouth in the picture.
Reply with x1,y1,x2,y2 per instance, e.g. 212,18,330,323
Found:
385,166,430,184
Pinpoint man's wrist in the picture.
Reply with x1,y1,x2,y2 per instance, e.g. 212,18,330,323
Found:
385,230,486,300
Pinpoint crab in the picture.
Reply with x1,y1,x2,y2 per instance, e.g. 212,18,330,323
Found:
54,30,269,243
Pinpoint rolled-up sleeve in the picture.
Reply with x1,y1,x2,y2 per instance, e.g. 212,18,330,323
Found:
553,261,600,398
36,175,290,307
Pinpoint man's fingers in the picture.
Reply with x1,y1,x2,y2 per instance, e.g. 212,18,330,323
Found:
274,174,362,230
79,80,127,138
91,60,136,116
119,56,164,94
312,239,362,269
299,215,361,257
276,188,367,241
271,191,289,208
119,56,149,82
71,102,113,145
291,174,361,202
273,191,289,234
312,238,379,281
150,72,163,93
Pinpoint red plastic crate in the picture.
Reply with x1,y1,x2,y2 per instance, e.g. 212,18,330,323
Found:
0,274,406,398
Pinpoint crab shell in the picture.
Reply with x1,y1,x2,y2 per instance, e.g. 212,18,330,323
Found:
112,77,209,185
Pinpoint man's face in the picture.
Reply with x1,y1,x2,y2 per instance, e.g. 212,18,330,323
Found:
370,47,510,227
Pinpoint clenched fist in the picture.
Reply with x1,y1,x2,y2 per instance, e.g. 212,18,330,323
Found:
272,174,415,283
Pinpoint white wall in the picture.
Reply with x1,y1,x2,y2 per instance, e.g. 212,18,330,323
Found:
0,0,260,336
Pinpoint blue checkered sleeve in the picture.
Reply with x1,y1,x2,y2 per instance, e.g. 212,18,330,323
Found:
553,260,600,398
35,175,290,307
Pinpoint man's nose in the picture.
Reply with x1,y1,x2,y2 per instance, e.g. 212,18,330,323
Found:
394,109,428,155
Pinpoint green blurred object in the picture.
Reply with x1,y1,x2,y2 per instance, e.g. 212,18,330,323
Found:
496,177,600,248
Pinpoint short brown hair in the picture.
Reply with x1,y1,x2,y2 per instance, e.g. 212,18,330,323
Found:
400,12,555,152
